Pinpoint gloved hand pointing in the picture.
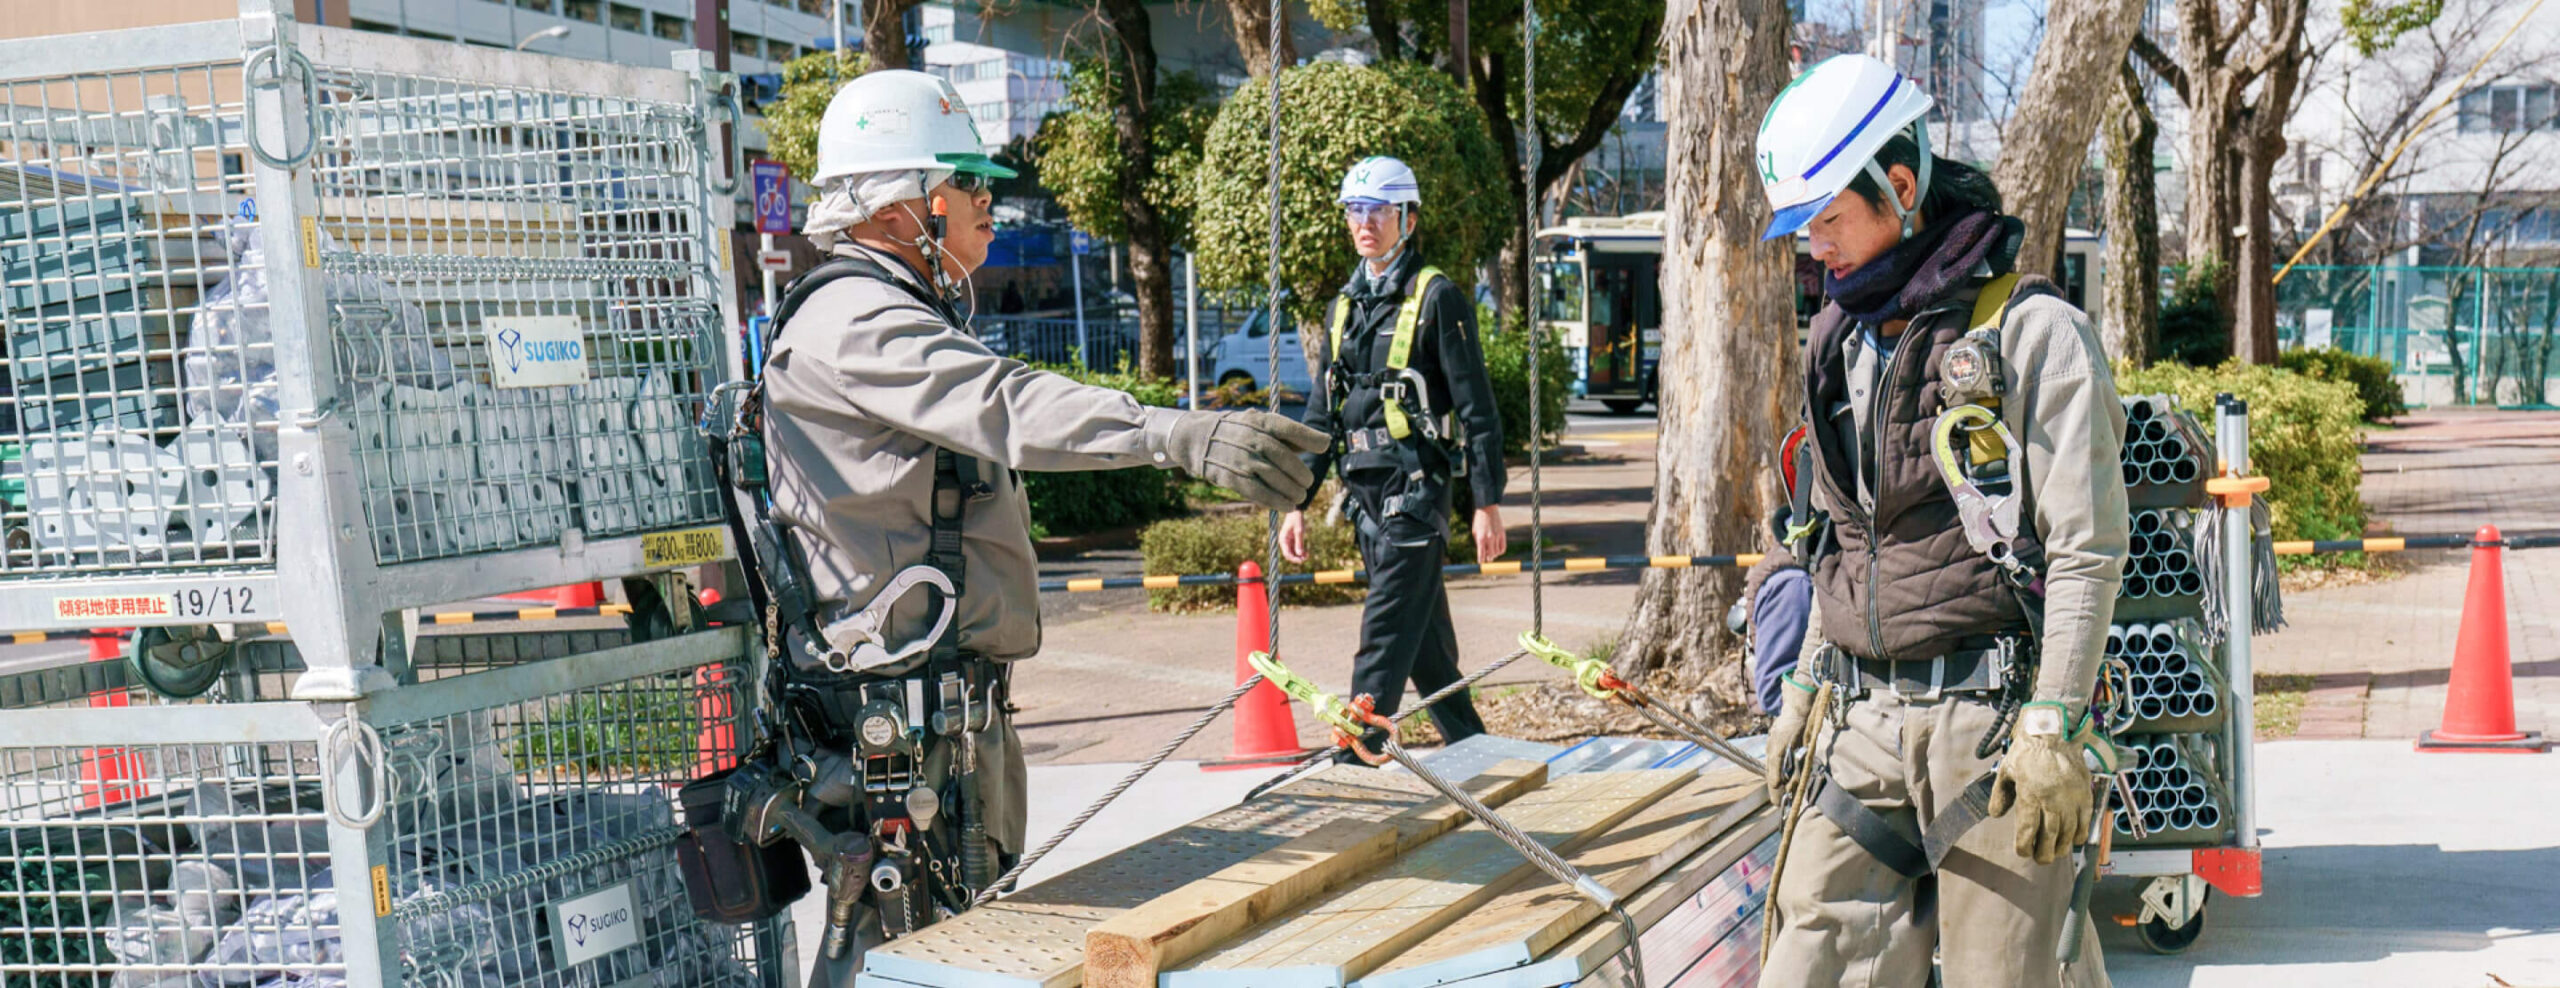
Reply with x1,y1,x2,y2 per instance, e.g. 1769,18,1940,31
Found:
1163,411,1330,510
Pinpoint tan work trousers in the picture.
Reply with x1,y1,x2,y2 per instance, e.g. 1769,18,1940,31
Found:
1761,688,2112,988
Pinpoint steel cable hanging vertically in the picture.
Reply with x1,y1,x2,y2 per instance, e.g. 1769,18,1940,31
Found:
1523,0,1545,641
1265,0,1289,664
972,21,1298,906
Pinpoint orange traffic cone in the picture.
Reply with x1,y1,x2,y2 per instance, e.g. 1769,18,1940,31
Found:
1204,562,1317,771
2418,525,2550,753
81,629,142,807
693,663,740,778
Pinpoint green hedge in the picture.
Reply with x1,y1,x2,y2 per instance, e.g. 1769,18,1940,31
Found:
1483,306,1573,456
2276,347,2405,423
1020,361,1191,537
2115,360,2368,557
1141,509,1365,612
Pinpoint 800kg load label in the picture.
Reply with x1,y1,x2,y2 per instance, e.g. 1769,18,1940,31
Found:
642,528,726,568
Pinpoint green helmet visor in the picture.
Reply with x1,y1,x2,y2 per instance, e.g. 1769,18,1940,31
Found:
937,152,1019,180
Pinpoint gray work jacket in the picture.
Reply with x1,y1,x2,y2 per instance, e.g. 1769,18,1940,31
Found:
762,244,1183,670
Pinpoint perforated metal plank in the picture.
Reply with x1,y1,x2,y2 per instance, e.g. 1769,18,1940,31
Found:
1416,734,1560,781
865,766,1462,988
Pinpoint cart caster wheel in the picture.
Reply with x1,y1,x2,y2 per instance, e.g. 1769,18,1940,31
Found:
2136,899,2206,954
129,626,233,700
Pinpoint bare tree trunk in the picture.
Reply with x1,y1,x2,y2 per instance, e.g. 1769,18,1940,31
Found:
1615,0,1795,684
2232,131,2283,364
864,0,919,71
1097,0,1178,379
2101,62,2159,365
1991,0,2147,278
1224,0,1296,79
2230,0,2309,365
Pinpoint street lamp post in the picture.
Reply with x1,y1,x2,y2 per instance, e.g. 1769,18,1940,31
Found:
516,24,571,49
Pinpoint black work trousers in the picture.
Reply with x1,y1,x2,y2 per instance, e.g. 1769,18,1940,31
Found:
1345,503,1487,754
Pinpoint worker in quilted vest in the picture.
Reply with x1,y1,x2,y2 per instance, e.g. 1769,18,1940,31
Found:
1278,157,1507,759
1753,54,2129,987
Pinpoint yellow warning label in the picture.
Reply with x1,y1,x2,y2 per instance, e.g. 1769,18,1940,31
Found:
642,527,727,568
371,865,392,917
300,217,320,268
53,595,172,621
718,236,734,274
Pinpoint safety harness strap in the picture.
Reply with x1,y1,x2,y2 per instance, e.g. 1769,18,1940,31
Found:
1810,768,2000,879
1327,267,1447,442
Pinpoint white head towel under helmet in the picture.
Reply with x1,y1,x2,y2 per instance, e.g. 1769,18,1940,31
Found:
1755,53,1935,241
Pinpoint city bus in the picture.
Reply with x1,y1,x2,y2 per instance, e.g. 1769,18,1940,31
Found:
1535,212,2107,413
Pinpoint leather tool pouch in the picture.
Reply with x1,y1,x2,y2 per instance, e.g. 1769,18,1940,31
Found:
676,768,813,924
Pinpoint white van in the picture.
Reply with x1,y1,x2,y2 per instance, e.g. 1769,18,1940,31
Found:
1205,304,1316,399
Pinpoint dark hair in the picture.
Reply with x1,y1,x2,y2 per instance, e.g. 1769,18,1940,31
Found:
1841,133,2002,223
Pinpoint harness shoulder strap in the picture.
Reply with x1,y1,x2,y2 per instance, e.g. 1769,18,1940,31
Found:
1969,271,2023,336
1380,267,1444,440
1328,295,1352,361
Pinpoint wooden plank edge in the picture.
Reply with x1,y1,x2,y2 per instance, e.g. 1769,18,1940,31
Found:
1229,770,1697,985
1351,782,1768,988
1366,810,1778,988
1084,760,1550,988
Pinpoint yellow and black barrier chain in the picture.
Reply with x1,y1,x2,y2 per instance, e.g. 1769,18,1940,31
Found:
1042,527,2560,595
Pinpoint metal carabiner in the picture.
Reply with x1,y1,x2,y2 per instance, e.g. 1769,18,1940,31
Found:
1932,404,2024,563
822,566,959,673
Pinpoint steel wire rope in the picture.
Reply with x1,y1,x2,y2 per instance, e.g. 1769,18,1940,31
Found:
969,4,1295,906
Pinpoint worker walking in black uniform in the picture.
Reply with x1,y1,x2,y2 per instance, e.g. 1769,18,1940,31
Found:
1279,156,1507,756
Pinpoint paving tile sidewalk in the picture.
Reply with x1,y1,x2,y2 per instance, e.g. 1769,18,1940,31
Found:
2253,408,2560,740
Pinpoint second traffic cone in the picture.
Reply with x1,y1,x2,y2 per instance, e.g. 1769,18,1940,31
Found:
1204,561,1316,771
81,629,141,808
2418,525,2549,752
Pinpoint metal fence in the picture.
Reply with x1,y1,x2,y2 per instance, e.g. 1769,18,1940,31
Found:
970,310,1254,376
2276,265,2560,405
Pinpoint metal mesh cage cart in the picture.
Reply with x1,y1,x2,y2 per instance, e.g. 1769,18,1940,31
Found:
0,626,791,986
0,3,790,984
0,1,748,701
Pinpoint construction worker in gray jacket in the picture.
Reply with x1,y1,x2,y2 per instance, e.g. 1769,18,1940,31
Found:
1279,157,1505,756
1753,55,2128,987
708,69,1327,988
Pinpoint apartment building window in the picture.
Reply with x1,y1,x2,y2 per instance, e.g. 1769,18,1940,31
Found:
767,39,799,61
2459,84,2559,133
732,32,763,58
610,3,644,32
795,0,826,14
516,0,555,11
654,12,690,40
565,0,601,23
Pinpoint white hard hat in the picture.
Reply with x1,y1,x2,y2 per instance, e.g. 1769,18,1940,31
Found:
1338,156,1422,206
813,69,1018,186
1755,53,1933,240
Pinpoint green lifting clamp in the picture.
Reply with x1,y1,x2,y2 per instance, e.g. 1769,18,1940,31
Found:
1519,632,1768,778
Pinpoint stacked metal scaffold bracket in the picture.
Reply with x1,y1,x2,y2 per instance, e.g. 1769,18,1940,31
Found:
2100,395,2278,955
0,3,792,984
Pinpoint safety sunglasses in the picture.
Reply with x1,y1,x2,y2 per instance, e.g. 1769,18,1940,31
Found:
1343,202,1399,222
946,172,993,194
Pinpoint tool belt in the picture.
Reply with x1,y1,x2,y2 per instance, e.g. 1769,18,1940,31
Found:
1800,634,2034,878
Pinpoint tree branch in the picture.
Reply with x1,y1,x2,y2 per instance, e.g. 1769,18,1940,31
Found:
2129,33,2189,101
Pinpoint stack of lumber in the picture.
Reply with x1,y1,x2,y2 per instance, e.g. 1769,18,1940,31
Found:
856,738,1775,988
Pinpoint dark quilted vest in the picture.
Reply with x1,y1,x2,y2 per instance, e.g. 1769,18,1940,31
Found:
1802,277,2058,662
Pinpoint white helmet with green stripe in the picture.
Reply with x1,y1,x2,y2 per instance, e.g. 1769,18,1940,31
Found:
1756,53,1934,241
813,69,1019,186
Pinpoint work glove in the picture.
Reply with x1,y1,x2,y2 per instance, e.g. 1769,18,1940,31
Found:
1987,701,2123,865
1162,410,1330,511
1764,671,1816,796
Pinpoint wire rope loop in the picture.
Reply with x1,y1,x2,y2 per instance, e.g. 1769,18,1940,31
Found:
241,45,321,169
322,715,390,830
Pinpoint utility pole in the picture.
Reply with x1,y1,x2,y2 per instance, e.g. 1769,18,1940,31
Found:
697,0,731,71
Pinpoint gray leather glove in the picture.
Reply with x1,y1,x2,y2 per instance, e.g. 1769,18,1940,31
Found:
1765,670,1814,796
1163,410,1329,510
